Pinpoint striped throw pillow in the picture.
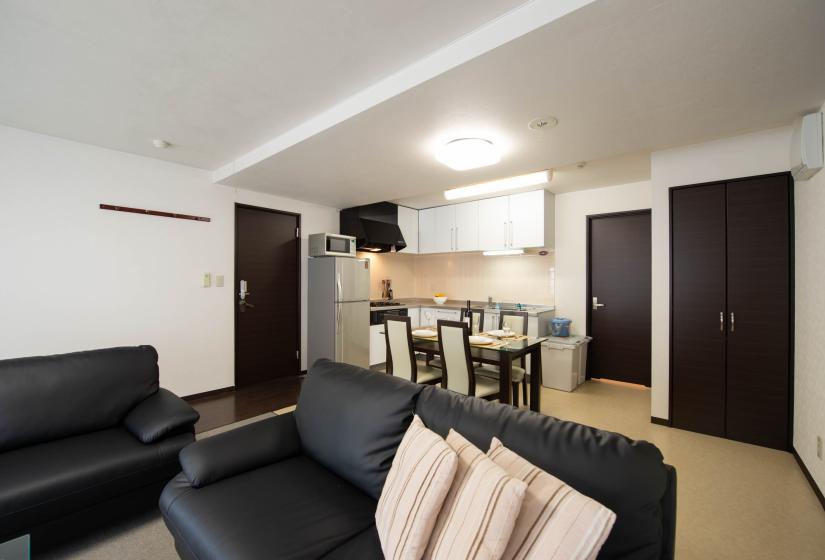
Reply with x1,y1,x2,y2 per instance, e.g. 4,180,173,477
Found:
488,437,617,560
424,430,527,560
375,415,458,560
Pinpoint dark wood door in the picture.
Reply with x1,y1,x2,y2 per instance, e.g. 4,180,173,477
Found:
235,205,300,387
725,175,791,449
671,184,727,437
587,211,652,386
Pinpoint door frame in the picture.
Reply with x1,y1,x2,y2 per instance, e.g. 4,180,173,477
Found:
585,209,652,381
234,203,302,386
667,171,794,435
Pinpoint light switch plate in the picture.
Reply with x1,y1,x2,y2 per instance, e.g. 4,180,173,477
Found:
215,275,224,288
202,273,211,288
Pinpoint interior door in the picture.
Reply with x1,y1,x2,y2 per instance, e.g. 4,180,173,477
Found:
670,185,727,437
725,175,791,449
434,205,455,252
508,190,543,248
454,201,478,251
587,211,652,386
235,205,300,387
477,196,509,250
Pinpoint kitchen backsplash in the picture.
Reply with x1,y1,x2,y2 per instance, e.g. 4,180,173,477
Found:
360,251,555,305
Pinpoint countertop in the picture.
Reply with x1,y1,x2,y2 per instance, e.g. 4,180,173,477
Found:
370,297,555,316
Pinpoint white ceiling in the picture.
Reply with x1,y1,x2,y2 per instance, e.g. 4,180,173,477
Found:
2,0,824,209
218,0,825,208
0,0,528,168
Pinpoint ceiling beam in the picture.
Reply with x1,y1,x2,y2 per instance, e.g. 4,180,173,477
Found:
212,0,596,184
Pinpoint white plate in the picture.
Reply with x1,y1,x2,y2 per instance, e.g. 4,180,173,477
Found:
486,329,509,337
412,329,437,337
469,336,495,345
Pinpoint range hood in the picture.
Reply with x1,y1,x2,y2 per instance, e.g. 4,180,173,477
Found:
340,202,407,253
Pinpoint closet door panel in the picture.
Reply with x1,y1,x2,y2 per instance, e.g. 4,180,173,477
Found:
725,175,791,450
671,184,727,437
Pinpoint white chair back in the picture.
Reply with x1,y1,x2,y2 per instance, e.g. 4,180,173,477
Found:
385,318,413,381
438,321,471,395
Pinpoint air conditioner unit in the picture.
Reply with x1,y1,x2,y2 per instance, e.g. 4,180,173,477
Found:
790,112,823,180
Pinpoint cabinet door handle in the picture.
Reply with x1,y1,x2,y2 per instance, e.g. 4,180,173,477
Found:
719,311,725,332
454,226,458,251
730,312,735,333
509,221,514,246
503,222,507,246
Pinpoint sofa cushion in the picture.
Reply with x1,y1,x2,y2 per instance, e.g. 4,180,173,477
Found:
321,525,383,560
161,455,377,560
0,427,190,539
0,346,160,452
295,359,424,499
415,385,669,560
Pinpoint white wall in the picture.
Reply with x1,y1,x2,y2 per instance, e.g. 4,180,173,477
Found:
553,181,652,335
649,126,793,419
0,125,339,396
793,101,825,492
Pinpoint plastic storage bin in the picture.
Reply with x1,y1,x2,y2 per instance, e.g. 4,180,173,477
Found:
541,335,591,392
550,317,572,337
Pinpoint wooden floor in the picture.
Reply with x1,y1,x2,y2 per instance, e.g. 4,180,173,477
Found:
186,376,303,433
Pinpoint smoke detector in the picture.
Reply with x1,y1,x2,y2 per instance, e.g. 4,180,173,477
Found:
152,139,171,149
528,116,558,131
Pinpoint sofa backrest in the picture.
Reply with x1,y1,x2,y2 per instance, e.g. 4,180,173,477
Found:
0,346,160,452
415,385,673,560
295,360,423,499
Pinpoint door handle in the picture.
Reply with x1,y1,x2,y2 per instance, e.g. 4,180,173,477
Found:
730,312,735,333
720,311,725,332
592,297,605,310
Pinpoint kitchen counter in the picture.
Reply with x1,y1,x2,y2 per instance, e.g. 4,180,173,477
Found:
372,297,555,317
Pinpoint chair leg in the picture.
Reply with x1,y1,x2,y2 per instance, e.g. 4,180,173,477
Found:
522,376,529,405
512,382,520,407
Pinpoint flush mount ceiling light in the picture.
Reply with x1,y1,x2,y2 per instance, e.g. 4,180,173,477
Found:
436,138,500,170
444,170,551,201
483,249,525,256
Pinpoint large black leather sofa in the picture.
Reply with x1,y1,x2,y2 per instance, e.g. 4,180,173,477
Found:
0,346,199,550
161,359,676,560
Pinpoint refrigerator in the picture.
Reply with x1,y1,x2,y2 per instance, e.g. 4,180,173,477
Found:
308,256,370,369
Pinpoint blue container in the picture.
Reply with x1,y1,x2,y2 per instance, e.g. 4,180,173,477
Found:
550,317,572,337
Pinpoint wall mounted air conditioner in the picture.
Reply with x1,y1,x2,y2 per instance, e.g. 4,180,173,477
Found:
790,112,823,180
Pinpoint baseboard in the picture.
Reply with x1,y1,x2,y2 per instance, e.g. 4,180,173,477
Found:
182,386,235,402
792,447,825,511
651,416,670,426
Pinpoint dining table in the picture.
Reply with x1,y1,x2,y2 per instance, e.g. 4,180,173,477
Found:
410,330,546,412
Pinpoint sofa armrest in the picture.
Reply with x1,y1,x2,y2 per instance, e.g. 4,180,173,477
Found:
124,388,200,444
179,413,301,488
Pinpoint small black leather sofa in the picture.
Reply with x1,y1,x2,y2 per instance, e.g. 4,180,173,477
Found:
0,346,199,550
161,359,676,559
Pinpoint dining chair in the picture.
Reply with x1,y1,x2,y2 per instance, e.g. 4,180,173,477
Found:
429,307,485,369
436,320,499,399
475,311,530,406
384,316,441,384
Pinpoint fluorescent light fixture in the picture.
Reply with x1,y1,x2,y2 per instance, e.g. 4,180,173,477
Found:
436,138,500,171
482,249,525,256
444,170,550,201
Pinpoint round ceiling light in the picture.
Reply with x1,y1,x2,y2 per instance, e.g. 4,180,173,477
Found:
436,138,500,171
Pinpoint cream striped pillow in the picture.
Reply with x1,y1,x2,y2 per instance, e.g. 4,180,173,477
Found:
375,415,458,560
424,430,527,560
488,437,616,560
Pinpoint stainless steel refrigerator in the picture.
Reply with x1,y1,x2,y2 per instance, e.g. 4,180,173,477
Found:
308,256,370,368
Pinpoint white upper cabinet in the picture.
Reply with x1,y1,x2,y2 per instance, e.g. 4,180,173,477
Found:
477,196,510,251
454,201,478,252
418,207,437,254
434,205,455,253
397,205,419,253
508,190,546,248
416,190,553,254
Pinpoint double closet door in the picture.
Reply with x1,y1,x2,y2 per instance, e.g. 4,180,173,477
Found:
670,173,792,450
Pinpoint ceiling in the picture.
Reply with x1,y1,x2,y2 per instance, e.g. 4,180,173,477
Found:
0,0,528,168
2,0,824,209
218,0,825,208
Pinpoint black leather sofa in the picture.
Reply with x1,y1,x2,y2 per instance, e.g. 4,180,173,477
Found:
0,346,199,550
161,359,676,560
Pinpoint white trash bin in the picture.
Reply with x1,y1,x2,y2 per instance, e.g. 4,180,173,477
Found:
541,335,591,392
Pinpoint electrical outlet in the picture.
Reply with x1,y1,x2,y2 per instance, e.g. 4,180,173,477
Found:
817,436,822,460
215,275,225,288
202,273,211,288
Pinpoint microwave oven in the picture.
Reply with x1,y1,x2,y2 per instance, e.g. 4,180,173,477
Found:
308,233,357,257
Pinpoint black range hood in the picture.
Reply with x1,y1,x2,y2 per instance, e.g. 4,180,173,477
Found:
340,202,407,253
